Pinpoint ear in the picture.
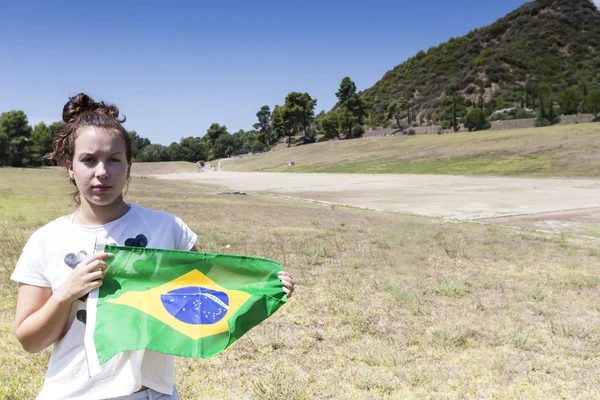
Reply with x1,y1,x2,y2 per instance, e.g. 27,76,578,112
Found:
126,162,132,180
66,160,74,179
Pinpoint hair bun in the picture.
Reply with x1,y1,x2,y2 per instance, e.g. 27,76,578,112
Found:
62,93,97,123
62,93,124,123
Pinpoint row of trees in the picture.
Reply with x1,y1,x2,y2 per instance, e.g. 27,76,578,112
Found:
250,76,368,149
0,76,369,166
3,75,599,166
136,75,368,162
135,75,369,163
0,108,255,166
383,79,600,134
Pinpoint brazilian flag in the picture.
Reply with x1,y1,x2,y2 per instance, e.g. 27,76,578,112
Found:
84,245,286,375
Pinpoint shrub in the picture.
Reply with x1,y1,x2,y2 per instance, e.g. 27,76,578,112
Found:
407,129,416,136
490,107,536,121
464,108,491,132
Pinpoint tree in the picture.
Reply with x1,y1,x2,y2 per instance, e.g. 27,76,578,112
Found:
29,122,54,165
211,133,234,159
339,95,367,138
0,131,9,166
581,89,600,119
282,92,317,141
446,82,461,132
387,98,406,131
321,112,341,140
559,87,581,115
129,130,151,160
137,144,170,162
464,108,491,131
336,77,367,139
336,77,356,103
229,129,258,155
525,80,539,109
205,123,228,148
271,105,291,146
0,110,32,166
474,79,485,109
48,121,63,136
253,105,273,148
167,142,186,161
179,136,207,162
536,82,560,126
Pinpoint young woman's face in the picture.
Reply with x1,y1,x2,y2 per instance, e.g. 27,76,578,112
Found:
66,127,131,208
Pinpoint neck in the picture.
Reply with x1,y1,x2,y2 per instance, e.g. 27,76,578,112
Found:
76,198,130,226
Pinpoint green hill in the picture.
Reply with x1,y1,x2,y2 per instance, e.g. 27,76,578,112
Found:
361,0,600,126
220,123,600,177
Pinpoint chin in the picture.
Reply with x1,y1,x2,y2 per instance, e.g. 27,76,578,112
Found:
84,194,123,207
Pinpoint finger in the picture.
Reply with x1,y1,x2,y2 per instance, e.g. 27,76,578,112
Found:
85,260,108,272
278,271,290,278
81,252,113,266
88,270,104,281
89,279,103,289
279,275,293,284
283,286,291,296
281,279,294,290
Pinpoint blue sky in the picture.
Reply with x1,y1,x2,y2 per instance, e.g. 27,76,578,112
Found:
2,0,591,145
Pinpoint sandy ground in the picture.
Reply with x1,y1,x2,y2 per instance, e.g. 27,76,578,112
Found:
152,172,600,225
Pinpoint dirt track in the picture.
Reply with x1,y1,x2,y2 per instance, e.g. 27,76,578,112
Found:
152,172,600,224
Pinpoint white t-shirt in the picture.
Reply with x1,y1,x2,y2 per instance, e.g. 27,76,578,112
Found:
11,204,198,400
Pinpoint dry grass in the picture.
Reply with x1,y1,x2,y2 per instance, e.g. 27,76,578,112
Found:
1,167,599,399
221,123,600,177
131,161,200,176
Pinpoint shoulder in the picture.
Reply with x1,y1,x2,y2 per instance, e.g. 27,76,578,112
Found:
26,216,72,244
127,204,196,250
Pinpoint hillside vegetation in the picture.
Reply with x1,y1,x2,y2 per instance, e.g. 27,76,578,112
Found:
362,0,600,126
220,123,600,177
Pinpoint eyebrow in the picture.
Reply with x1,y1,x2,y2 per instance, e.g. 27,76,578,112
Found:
79,152,124,156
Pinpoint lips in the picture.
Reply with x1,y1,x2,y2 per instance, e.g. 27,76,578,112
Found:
92,185,112,192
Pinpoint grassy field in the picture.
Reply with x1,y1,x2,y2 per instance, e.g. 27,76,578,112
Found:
1,167,600,399
220,123,600,177
131,161,200,176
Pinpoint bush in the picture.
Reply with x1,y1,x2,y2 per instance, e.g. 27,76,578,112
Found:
350,125,365,139
490,107,536,121
464,108,491,132
407,129,416,136
535,117,554,127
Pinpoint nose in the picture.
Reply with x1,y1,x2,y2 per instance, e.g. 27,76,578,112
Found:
95,162,108,179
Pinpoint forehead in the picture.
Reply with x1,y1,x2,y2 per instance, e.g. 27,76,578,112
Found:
74,127,126,153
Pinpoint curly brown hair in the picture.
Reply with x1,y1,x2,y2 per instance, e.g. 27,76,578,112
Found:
50,93,132,203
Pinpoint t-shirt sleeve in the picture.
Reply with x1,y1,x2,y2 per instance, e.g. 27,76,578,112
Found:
173,217,198,251
10,231,51,287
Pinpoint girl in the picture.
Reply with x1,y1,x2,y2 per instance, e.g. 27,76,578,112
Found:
11,93,294,400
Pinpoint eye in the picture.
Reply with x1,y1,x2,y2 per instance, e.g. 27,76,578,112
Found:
109,158,121,163
81,157,95,163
